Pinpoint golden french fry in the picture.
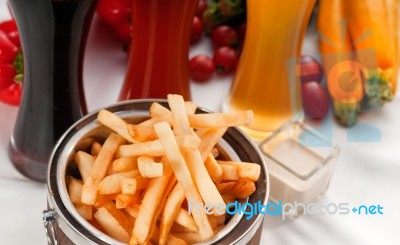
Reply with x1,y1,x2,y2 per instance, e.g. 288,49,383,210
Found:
137,156,164,178
98,109,136,143
168,94,192,135
91,141,102,157
95,195,134,235
209,212,226,225
113,156,138,172
183,149,225,214
159,183,186,245
150,226,188,245
228,178,256,199
218,160,261,181
98,170,139,195
220,164,239,181
81,133,125,205
140,116,173,127
125,204,140,218
211,147,219,158
118,139,164,157
74,151,94,183
118,136,200,157
150,102,172,118
205,154,223,183
130,163,173,244
128,124,158,142
174,208,198,233
74,203,92,220
154,122,214,240
68,178,83,204
94,207,130,243
216,182,237,195
121,176,150,195
197,127,227,161
116,193,141,209
146,175,178,244
188,110,254,128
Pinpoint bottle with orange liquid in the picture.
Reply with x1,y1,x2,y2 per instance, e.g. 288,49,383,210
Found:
119,0,197,100
223,0,316,139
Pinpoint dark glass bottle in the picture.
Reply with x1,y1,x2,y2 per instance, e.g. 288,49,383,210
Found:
7,0,98,182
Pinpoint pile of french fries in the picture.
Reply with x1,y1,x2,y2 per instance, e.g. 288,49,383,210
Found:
67,94,261,245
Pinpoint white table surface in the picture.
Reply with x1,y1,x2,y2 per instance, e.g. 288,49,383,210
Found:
1,1,400,244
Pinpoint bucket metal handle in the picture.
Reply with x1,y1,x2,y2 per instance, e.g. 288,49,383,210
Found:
43,209,59,245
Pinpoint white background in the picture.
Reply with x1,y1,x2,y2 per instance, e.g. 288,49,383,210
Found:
1,1,400,244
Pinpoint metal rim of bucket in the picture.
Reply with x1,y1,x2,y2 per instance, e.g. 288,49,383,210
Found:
46,99,270,245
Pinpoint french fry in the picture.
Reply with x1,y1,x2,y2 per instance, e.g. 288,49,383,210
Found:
121,177,150,195
174,208,198,233
130,163,173,244
94,207,130,243
118,136,200,157
188,110,254,128
209,212,226,225
146,175,178,244
150,226,188,245
168,94,192,135
98,170,139,195
197,127,228,161
139,116,173,127
137,156,164,178
68,178,83,204
159,183,186,245
216,182,237,195
228,178,256,199
128,124,158,142
74,151,94,183
220,164,239,181
116,193,141,209
218,160,261,181
74,203,92,220
113,156,138,172
154,122,214,240
125,204,140,218
91,141,102,157
183,149,225,214
81,133,125,205
205,154,223,183
95,195,134,234
149,102,172,119
98,109,136,143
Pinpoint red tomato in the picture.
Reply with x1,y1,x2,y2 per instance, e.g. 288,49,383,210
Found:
189,55,215,82
196,0,208,18
213,46,238,74
0,31,18,63
0,83,22,106
301,81,329,118
97,0,131,25
211,25,239,48
0,63,16,90
191,16,203,44
0,20,20,47
299,55,324,84
115,21,132,44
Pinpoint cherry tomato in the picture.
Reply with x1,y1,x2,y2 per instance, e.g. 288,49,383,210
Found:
189,55,215,82
211,25,239,48
0,20,20,47
299,55,324,84
213,46,238,74
0,63,16,90
196,0,208,18
0,31,18,63
301,81,329,118
115,21,132,44
0,83,22,106
191,16,203,44
97,0,131,25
